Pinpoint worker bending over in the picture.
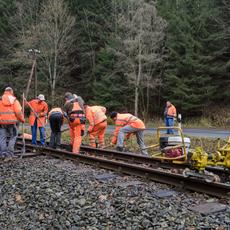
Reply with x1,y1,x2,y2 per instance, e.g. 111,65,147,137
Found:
164,101,177,134
84,104,107,148
48,107,64,149
110,112,148,155
27,94,48,146
63,92,85,153
0,87,25,157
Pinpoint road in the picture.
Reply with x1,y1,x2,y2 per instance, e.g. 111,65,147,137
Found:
22,124,230,139
106,126,230,139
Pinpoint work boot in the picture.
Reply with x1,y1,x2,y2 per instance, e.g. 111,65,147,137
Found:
116,146,124,152
141,149,149,156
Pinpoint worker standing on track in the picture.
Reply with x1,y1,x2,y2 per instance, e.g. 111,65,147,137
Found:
63,92,86,154
110,112,148,155
164,101,177,134
0,87,25,157
48,107,64,149
27,94,48,146
84,104,107,148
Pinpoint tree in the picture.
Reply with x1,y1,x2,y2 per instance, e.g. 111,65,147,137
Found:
210,0,230,105
157,0,222,115
36,0,75,105
113,0,166,117
68,0,113,101
92,45,134,112
9,0,75,105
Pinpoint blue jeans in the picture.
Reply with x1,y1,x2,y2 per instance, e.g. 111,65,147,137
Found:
165,117,174,134
31,119,46,146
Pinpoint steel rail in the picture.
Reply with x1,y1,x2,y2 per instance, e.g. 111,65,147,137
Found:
79,145,230,176
16,138,230,177
16,142,230,198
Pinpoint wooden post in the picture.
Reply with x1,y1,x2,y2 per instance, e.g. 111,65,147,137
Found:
25,59,36,100
34,60,37,98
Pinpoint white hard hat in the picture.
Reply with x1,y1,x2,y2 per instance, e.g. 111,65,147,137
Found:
5,87,13,91
37,94,45,101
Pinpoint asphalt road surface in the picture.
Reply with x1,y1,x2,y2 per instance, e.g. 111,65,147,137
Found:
106,126,230,139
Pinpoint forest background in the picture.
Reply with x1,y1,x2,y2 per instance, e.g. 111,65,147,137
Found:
0,0,229,126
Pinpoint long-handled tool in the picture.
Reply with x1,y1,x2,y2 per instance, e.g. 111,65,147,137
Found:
20,93,26,159
45,127,69,141
23,97,46,128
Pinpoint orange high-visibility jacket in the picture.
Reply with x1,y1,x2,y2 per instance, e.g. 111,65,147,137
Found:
167,104,177,118
48,107,63,119
0,91,25,124
111,113,145,144
85,106,107,127
28,99,48,127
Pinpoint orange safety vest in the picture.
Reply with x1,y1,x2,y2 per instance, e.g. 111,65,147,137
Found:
0,92,24,125
167,105,177,118
48,107,63,119
111,113,145,144
86,106,107,126
115,113,145,129
28,99,48,127
68,101,85,126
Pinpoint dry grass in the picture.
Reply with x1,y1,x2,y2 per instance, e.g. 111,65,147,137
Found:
147,106,230,128
21,123,227,154
61,131,225,154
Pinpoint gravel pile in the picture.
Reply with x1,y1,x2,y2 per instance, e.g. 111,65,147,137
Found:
0,157,229,230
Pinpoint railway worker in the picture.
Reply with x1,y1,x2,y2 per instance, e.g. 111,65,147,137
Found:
27,94,48,146
84,104,107,148
164,101,177,134
110,111,148,155
48,107,64,149
63,92,86,153
0,87,25,157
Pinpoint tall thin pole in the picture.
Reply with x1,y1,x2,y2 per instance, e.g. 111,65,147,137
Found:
20,93,25,158
34,59,37,98
26,48,40,99
25,58,36,99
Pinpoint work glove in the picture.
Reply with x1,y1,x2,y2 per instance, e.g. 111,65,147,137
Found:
39,112,45,117
20,119,25,124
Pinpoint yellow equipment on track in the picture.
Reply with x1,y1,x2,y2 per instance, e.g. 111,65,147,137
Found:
147,126,230,172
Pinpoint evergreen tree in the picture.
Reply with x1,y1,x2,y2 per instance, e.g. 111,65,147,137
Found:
92,45,134,112
157,0,219,115
67,0,113,101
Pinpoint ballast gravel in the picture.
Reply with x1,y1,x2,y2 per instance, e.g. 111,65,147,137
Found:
0,157,229,230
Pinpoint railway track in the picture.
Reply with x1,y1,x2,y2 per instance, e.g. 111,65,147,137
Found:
15,140,230,199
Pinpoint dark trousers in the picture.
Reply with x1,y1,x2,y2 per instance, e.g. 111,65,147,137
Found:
49,113,63,149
